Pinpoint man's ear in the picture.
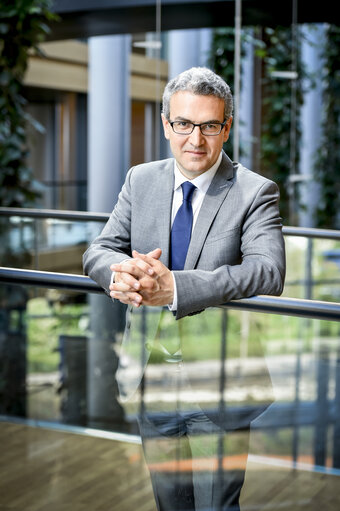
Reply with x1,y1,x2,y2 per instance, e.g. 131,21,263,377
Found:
223,117,233,143
161,113,171,140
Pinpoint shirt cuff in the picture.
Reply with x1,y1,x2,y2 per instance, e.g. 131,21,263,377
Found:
110,271,115,286
167,272,177,312
110,257,131,287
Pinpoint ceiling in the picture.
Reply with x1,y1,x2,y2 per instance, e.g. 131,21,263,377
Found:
49,0,339,41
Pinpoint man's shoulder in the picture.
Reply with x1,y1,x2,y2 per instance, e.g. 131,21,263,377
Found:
234,162,278,189
129,157,173,180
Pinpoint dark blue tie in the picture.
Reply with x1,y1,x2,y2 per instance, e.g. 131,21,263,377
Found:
170,181,196,270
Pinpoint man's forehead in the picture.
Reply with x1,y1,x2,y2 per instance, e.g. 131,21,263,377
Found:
169,91,224,114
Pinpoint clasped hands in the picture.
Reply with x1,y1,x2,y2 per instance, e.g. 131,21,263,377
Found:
109,248,174,308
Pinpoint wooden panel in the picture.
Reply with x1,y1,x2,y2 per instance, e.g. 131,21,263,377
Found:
38,40,88,64
131,75,167,102
131,101,146,167
130,54,168,79
25,57,88,93
24,42,168,100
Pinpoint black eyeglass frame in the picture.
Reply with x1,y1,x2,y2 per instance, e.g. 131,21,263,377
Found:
169,119,227,136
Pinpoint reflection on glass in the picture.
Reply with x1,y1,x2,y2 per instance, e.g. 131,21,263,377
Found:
284,236,340,301
0,216,104,272
1,284,340,510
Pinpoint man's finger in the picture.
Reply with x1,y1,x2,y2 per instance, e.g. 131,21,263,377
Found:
133,257,155,275
110,289,142,307
110,281,136,292
133,251,162,268
113,271,141,290
145,248,162,260
110,261,145,278
111,259,154,277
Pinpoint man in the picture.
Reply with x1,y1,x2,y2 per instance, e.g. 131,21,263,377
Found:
83,67,285,511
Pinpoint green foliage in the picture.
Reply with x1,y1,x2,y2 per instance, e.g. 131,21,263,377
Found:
210,28,235,156
260,26,304,225
211,26,305,225
27,297,87,372
0,0,58,207
314,25,340,229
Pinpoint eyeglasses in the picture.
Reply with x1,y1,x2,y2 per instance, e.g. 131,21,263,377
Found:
169,120,227,136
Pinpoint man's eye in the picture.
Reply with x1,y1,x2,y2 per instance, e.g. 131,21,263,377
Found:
177,122,190,128
204,123,218,130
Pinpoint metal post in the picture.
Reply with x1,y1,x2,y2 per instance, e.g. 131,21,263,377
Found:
233,0,242,162
333,344,340,468
314,347,330,467
217,309,228,510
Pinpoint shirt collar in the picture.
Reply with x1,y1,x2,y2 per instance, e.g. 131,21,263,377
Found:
173,151,222,193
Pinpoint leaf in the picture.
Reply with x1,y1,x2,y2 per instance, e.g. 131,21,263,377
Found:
0,23,9,34
1,147,22,166
28,6,42,15
0,70,12,86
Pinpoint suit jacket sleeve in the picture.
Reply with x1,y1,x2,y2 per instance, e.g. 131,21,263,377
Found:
82,167,134,295
173,177,286,320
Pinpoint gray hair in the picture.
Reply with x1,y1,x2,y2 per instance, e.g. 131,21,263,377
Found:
162,67,233,121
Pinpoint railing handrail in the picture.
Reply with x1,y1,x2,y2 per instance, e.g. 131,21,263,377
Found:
0,207,109,223
1,266,339,322
1,206,340,240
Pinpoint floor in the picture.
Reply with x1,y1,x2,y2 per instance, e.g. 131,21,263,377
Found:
0,421,339,511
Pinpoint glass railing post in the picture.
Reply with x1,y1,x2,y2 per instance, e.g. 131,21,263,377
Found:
306,237,313,301
314,346,330,467
333,343,340,468
217,309,228,502
33,218,39,270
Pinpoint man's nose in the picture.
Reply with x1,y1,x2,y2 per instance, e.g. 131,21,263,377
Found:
188,125,204,146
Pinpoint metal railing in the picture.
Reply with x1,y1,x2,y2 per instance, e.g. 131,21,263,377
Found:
0,206,109,223
0,266,339,322
1,206,340,240
1,206,340,316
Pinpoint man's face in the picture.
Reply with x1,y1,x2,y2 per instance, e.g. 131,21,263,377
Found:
161,91,232,179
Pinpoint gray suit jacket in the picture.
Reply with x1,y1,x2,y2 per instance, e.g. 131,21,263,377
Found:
83,152,285,428
83,151,285,319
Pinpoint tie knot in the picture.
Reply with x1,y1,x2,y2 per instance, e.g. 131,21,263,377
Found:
181,181,196,203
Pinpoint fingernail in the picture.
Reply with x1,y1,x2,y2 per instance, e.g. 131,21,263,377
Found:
134,283,139,289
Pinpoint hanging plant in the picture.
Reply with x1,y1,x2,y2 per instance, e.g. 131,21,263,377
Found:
314,24,340,229
259,26,305,225
211,25,304,225
0,0,58,207
210,27,237,156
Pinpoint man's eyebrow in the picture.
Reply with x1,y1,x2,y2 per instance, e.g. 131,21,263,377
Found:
173,116,192,122
173,116,222,123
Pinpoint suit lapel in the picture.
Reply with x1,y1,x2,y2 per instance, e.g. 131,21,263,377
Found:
184,152,235,269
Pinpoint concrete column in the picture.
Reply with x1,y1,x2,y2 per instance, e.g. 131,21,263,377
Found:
87,35,131,429
167,28,212,79
88,35,131,213
239,29,254,169
298,24,324,227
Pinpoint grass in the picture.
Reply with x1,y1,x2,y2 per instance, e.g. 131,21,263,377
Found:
27,296,88,373
26,292,338,373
